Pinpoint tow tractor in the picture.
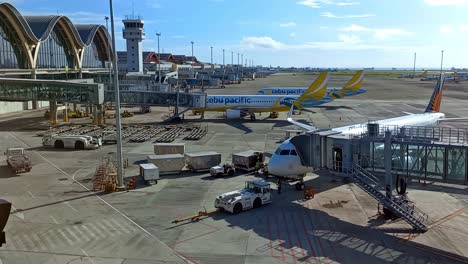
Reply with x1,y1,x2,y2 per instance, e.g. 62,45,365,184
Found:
215,180,272,214
210,163,235,177
171,180,272,224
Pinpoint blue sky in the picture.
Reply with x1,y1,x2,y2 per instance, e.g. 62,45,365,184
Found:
9,0,468,68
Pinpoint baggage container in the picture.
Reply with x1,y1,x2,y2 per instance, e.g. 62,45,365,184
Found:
147,154,185,174
232,150,264,171
185,151,221,172
139,163,159,183
154,143,185,155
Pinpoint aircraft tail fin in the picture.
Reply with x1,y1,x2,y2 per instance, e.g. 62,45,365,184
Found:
338,70,365,97
425,74,445,113
297,71,329,102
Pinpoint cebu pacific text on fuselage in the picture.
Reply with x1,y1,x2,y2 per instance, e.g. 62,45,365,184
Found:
208,96,252,105
271,89,303,95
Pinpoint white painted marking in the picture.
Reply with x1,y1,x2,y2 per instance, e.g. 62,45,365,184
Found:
40,230,58,249
64,227,81,243
56,229,74,245
73,225,91,242
63,201,78,212
27,191,34,198
86,223,106,239
81,225,97,239
80,248,95,264
50,215,59,224
95,221,116,237
30,232,48,251
10,205,24,220
7,132,193,264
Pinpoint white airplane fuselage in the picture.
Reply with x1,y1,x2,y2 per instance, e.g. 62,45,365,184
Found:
202,95,333,112
268,112,446,178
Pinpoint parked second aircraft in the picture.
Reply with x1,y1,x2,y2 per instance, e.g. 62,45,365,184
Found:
257,70,366,99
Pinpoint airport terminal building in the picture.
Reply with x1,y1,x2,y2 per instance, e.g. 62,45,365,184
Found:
0,2,111,75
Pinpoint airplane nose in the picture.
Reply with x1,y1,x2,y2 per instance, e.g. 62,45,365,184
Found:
268,154,281,175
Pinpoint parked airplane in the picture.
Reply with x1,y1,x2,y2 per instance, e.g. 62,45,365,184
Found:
268,75,447,185
256,70,365,99
192,71,332,120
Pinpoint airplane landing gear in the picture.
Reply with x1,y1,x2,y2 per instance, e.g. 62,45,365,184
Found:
295,181,305,191
249,113,256,120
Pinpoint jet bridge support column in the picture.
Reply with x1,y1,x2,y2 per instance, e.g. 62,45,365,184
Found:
49,101,58,125
92,104,104,125
384,131,393,198
63,103,69,122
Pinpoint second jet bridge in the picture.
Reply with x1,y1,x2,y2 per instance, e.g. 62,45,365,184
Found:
105,90,206,108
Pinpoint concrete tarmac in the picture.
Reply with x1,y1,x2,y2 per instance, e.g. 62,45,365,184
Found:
1,73,468,264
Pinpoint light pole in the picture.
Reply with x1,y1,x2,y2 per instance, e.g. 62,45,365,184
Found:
413,52,416,78
440,50,444,75
222,49,225,67
104,16,112,85
237,53,239,66
109,0,124,189
191,41,194,57
231,51,234,66
210,46,213,65
241,54,243,77
157,33,161,85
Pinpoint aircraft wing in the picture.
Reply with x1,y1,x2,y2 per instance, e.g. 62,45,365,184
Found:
439,117,468,122
287,106,317,131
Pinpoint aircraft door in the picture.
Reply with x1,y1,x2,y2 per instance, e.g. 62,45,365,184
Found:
333,147,343,172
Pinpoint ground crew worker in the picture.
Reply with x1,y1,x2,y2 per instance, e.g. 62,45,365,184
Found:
255,159,261,173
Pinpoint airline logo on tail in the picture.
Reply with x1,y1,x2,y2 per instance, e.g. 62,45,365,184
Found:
425,74,445,113
293,71,330,108
329,70,365,99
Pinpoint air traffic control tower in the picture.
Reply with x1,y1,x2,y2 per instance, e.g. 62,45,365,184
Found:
122,16,145,73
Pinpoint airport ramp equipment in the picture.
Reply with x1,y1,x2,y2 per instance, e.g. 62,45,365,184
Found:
0,78,104,104
352,164,428,232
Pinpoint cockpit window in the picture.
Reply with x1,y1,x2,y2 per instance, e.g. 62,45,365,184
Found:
290,149,297,156
275,148,281,155
280,149,290,155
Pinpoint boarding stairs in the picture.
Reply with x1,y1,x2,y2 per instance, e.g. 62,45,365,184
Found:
352,164,428,232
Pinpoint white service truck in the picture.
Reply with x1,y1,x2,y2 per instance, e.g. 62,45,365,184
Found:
214,181,272,214
42,134,102,150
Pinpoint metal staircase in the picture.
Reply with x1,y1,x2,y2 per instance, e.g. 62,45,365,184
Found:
352,164,428,232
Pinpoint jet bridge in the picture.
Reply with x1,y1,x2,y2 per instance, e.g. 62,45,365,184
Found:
290,124,468,184
0,78,104,104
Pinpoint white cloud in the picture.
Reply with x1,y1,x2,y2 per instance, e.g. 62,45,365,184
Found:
242,36,285,49
342,24,372,32
240,35,420,52
439,24,468,33
346,14,375,18
440,25,454,33
321,12,375,18
338,34,361,44
424,0,468,6
290,32,297,38
297,0,359,8
297,0,321,8
280,22,297,28
342,24,412,40
321,12,337,18
335,1,359,5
